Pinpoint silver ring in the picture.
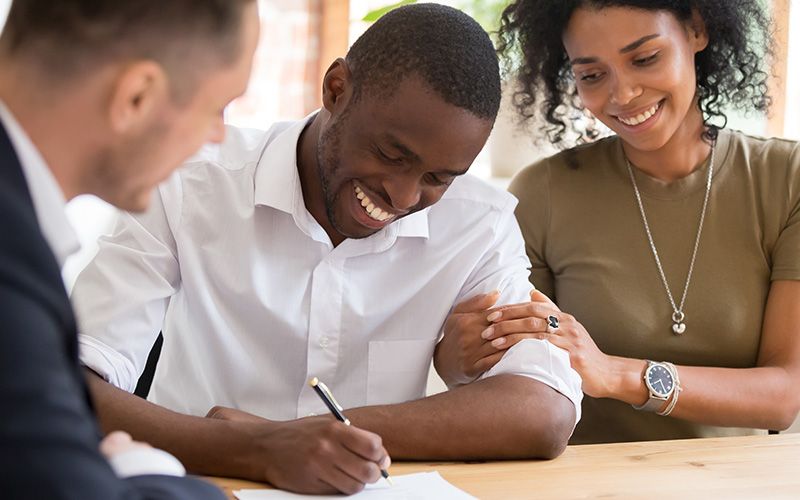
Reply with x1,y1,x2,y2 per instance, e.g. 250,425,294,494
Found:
547,315,559,333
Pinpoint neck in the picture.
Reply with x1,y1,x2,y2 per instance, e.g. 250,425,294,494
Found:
296,111,345,246
622,104,711,183
0,62,98,201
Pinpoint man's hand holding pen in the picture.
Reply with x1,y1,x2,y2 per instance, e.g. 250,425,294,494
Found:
206,404,391,495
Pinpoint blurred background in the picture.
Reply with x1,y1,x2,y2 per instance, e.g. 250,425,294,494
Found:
1,1,798,428
1,0,796,287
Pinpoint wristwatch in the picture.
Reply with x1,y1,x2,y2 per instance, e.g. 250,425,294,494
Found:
632,360,675,412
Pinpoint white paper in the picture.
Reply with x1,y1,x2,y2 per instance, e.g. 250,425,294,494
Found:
233,471,476,500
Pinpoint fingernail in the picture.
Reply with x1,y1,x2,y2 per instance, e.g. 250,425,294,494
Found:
487,311,502,322
481,327,494,339
491,337,506,347
382,456,391,469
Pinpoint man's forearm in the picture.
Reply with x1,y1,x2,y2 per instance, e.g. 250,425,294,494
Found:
346,374,575,460
84,369,265,479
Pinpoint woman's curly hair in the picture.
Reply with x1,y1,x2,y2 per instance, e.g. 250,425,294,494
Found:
496,0,773,146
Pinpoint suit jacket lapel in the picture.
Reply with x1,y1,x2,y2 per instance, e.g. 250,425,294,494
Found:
0,121,92,410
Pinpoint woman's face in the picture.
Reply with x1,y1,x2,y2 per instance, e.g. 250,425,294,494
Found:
562,7,708,152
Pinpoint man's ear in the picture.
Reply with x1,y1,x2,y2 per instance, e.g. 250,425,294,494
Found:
688,8,709,53
107,61,168,134
321,58,352,114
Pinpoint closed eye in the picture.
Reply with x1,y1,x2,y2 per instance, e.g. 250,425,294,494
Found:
579,71,605,83
376,147,403,165
424,172,453,186
634,51,660,66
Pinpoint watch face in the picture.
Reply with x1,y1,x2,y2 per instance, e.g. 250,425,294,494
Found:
646,364,674,397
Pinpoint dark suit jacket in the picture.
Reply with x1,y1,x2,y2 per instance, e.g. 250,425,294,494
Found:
0,122,224,499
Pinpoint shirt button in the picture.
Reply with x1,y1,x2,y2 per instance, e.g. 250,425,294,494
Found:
319,336,329,348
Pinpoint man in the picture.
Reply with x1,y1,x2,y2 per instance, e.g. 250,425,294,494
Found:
73,4,584,495
0,0,262,498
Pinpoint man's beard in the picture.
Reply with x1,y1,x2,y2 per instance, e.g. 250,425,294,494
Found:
315,114,347,237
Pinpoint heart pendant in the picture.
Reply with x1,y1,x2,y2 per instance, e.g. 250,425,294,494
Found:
672,322,686,335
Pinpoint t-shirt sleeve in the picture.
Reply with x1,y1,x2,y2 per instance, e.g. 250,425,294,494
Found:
771,141,800,281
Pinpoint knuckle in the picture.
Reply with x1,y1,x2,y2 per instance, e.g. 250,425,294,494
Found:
344,482,365,496
368,436,383,456
454,316,471,331
359,462,378,480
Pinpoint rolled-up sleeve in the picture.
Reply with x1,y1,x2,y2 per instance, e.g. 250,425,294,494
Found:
73,177,182,392
481,339,583,425
457,198,583,427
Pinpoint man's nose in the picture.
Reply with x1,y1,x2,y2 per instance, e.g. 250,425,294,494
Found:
384,175,422,212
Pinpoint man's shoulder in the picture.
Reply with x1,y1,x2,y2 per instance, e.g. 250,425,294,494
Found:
183,121,299,172
438,174,518,214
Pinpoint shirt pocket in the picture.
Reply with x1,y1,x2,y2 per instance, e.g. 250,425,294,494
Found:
367,339,436,405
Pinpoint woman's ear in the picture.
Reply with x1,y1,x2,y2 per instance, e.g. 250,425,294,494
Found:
688,9,709,53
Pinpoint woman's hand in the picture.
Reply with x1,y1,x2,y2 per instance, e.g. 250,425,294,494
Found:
434,291,505,387
484,291,615,398
435,290,556,387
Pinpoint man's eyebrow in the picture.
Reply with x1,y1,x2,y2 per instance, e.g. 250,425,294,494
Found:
570,34,661,65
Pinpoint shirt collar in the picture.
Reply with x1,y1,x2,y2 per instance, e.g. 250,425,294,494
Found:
252,112,429,240
0,100,80,267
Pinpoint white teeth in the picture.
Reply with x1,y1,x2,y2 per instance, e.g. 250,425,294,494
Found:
619,102,660,126
354,185,394,222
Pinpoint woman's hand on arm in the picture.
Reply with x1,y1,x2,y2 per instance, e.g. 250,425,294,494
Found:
434,291,554,387
487,282,800,430
484,291,634,399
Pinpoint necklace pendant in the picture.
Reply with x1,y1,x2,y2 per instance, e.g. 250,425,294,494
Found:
671,311,686,335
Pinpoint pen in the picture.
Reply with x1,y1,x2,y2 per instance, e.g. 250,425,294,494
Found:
308,377,393,485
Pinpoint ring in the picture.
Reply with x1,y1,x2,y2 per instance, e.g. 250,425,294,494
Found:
546,315,559,333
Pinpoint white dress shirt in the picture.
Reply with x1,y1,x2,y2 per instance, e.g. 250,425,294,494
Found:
0,100,185,478
73,116,583,424
0,101,79,268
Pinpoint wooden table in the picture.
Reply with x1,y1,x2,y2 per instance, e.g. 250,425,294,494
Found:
209,433,800,499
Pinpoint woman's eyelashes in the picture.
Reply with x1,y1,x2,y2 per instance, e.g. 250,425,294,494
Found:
633,51,660,66
576,51,661,83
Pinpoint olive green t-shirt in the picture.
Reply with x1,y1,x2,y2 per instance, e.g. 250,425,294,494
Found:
508,129,800,444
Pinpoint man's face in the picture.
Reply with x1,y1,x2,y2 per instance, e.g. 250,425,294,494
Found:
95,2,260,212
316,76,493,241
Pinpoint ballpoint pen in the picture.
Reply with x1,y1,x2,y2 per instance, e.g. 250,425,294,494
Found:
308,377,393,485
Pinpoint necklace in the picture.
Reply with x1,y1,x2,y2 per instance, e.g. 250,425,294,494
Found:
625,145,715,335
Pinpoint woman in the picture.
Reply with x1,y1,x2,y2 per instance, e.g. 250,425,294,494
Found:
433,0,800,443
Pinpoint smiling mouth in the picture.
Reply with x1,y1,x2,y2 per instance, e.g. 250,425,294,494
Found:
616,100,662,126
355,185,395,223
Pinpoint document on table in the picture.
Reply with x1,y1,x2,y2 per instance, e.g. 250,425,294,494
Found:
233,472,476,499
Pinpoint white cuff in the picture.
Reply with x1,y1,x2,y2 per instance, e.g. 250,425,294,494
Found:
481,339,583,427
107,447,186,478
79,334,139,392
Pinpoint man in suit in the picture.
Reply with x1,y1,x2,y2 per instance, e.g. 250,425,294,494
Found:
0,1,276,497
